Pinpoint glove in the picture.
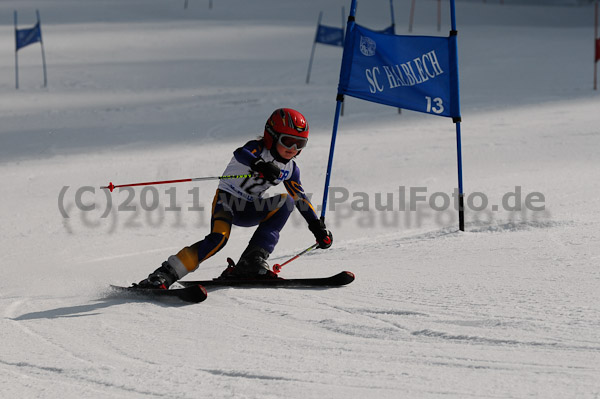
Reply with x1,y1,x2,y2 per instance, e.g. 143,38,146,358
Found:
250,157,281,183
308,219,333,249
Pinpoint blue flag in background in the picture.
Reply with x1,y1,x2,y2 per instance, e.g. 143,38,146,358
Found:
316,25,344,47
16,22,41,51
338,23,460,118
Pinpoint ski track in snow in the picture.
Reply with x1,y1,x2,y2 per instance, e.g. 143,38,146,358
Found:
2,301,172,398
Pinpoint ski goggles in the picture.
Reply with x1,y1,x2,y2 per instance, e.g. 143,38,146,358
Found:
277,134,308,150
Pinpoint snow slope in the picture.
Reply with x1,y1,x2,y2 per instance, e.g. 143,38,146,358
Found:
1,0,599,398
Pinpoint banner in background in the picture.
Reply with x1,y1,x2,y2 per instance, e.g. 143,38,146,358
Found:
322,0,465,231
14,10,48,89
16,22,41,51
338,23,459,118
316,25,344,47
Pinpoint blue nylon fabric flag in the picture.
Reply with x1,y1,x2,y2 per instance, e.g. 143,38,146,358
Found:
376,25,395,35
316,25,344,47
16,22,41,51
338,23,460,118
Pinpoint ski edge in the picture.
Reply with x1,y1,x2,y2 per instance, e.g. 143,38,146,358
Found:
178,271,355,288
109,284,208,303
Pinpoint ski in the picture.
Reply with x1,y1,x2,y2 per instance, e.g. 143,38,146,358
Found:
178,271,355,288
110,284,208,303
109,271,354,303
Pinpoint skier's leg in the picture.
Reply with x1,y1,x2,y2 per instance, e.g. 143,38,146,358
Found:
168,210,232,278
138,190,233,288
171,190,235,275
231,194,294,276
248,194,294,253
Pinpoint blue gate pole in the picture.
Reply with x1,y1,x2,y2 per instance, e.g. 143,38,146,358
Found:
455,122,465,231
320,99,343,220
341,6,346,117
450,0,465,231
37,10,47,88
306,11,323,84
320,0,357,221
14,10,19,89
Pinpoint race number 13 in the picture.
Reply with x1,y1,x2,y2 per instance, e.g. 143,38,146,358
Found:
425,96,444,114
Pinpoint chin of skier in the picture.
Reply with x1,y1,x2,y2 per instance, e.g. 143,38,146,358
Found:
137,108,333,289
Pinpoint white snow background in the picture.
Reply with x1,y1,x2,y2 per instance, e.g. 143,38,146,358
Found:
1,0,599,398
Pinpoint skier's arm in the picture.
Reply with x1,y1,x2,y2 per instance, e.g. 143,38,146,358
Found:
233,140,263,166
234,140,280,182
284,167,333,249
283,165,318,222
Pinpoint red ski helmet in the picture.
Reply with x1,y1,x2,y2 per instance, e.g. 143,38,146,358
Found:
264,108,309,151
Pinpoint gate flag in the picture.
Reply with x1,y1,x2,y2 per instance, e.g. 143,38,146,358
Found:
16,22,41,51
14,10,48,89
321,0,465,231
306,10,345,84
316,25,344,47
338,23,460,118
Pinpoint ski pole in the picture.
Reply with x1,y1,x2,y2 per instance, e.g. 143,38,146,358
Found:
272,243,318,274
100,174,253,192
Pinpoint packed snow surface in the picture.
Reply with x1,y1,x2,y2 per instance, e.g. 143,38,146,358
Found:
1,0,599,398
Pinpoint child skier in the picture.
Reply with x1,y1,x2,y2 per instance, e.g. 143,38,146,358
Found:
138,108,333,289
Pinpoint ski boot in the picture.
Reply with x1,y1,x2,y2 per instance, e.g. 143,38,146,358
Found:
219,245,278,279
137,261,179,289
